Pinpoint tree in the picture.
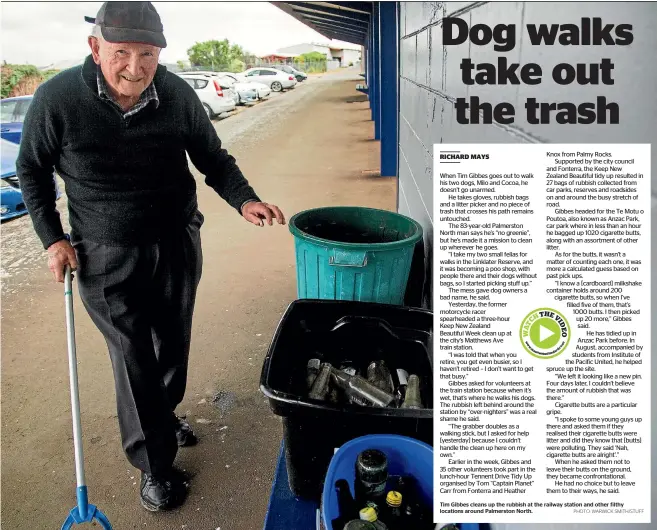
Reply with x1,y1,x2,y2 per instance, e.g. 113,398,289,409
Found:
187,39,247,71
176,60,186,71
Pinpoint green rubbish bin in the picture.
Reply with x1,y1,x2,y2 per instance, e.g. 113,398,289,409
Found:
288,206,423,305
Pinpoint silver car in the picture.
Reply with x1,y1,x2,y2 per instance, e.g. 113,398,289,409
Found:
178,73,237,119
213,72,272,103
242,68,297,92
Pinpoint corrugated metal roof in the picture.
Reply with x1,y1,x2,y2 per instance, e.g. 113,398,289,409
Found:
271,2,372,46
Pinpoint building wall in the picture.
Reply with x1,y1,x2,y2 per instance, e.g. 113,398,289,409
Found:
314,44,332,59
278,43,360,63
276,43,322,56
342,49,361,65
398,2,657,528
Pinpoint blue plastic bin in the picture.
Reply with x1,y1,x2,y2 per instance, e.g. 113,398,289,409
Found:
321,434,433,530
289,207,423,305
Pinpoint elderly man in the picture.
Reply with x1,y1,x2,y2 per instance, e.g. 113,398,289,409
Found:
17,1,284,512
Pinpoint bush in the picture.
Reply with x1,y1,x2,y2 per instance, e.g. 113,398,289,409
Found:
292,61,326,74
299,52,327,64
1,64,60,98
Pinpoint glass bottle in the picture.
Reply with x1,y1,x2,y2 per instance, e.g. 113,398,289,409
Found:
384,491,403,530
400,374,423,409
359,506,388,530
308,362,332,400
306,358,321,389
331,369,395,408
395,368,409,402
355,449,388,505
366,360,394,393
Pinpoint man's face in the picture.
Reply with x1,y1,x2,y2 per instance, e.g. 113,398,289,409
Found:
89,36,160,99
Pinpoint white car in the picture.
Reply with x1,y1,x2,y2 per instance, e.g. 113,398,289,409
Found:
242,67,297,92
194,71,271,103
179,74,237,119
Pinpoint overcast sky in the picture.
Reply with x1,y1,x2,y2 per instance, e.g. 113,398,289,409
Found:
0,1,359,67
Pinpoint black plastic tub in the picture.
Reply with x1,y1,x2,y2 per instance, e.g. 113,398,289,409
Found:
260,300,433,499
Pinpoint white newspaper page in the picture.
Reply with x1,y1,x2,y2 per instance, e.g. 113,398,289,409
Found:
434,144,651,524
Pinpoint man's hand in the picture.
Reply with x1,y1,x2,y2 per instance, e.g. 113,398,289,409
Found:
242,202,286,227
47,239,78,283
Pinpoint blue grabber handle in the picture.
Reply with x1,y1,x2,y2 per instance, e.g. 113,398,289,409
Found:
61,487,112,529
60,248,112,530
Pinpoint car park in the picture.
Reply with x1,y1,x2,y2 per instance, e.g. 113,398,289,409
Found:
242,67,297,92
1,138,61,221
178,74,237,119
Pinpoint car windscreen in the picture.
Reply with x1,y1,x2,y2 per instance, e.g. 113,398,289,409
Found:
1,100,30,124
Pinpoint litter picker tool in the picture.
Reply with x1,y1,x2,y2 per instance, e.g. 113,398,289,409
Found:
61,265,112,530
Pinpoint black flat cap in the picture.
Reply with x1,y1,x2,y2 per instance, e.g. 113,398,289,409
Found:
85,2,167,48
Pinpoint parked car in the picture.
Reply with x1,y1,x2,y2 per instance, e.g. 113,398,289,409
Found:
186,71,269,104
1,138,61,221
271,64,308,82
1,95,33,144
178,74,237,119
179,72,240,106
213,72,272,102
242,68,297,92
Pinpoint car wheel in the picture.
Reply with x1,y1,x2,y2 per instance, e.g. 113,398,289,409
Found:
203,103,213,119
271,81,283,92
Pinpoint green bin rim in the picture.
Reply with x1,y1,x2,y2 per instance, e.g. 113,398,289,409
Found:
288,206,424,250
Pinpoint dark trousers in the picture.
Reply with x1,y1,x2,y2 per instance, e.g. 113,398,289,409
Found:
74,210,204,475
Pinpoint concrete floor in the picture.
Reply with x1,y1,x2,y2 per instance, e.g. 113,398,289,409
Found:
1,69,396,529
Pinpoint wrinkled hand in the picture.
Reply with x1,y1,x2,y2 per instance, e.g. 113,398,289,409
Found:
47,239,78,283
242,202,286,227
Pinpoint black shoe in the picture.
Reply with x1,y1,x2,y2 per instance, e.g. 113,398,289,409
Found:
139,472,184,512
174,415,198,447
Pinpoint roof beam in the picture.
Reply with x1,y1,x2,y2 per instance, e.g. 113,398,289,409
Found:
310,2,372,15
286,2,371,23
320,31,366,44
310,20,367,33
311,21,368,36
309,18,368,32
301,13,369,29
324,30,365,45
